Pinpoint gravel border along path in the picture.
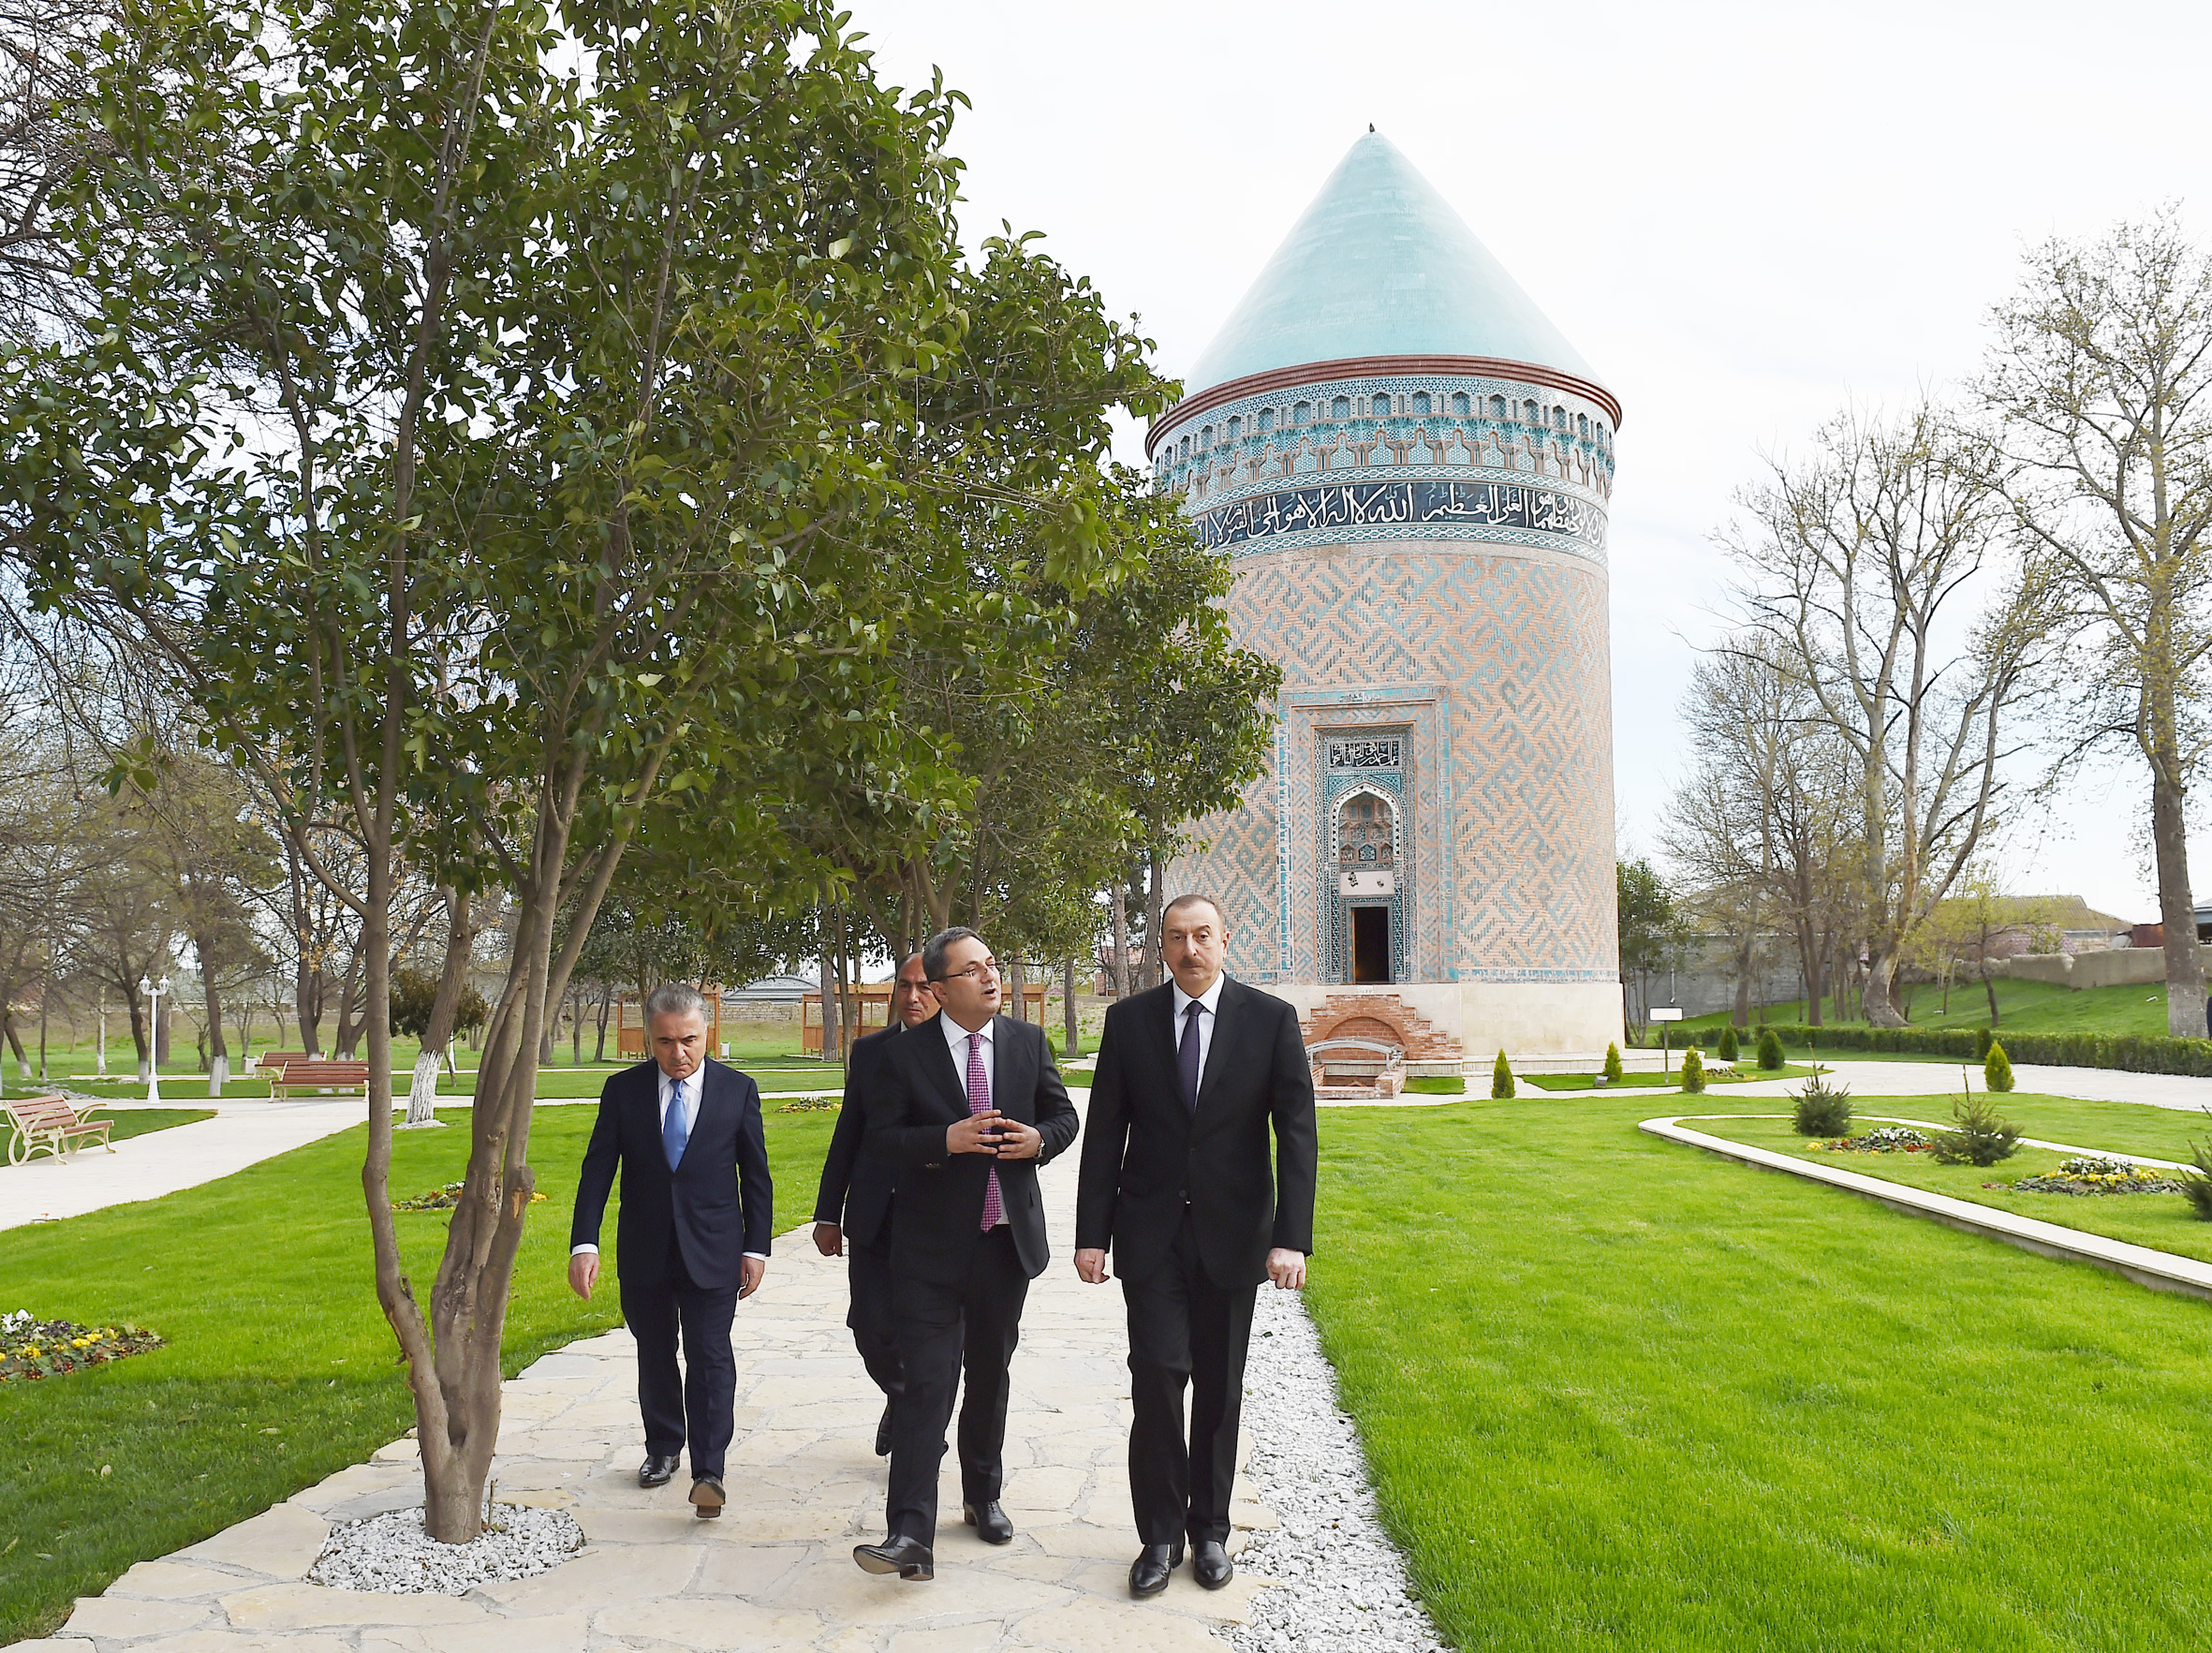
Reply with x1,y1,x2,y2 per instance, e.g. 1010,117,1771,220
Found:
1220,1286,1446,1652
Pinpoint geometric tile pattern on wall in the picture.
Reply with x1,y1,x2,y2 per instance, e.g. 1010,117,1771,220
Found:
1173,536,1618,985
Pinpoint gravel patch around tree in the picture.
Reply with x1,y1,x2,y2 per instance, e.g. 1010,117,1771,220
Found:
1219,1287,1447,1652
307,1503,583,1594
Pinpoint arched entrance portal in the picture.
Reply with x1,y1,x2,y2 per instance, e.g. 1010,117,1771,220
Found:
1335,790,1398,984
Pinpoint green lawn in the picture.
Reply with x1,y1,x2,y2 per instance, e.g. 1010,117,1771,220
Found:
2,1108,214,1165
1526,1065,1817,1092
1688,976,2175,1040
1686,1097,2212,1266
1306,1093,2212,1651
0,1102,837,1646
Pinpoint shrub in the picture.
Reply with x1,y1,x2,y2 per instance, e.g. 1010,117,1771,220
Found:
1729,1023,2212,1077
1717,1026,1740,1063
1929,1092,2021,1166
1984,1039,2014,1093
1974,1026,1995,1060
2183,1139,2212,1222
1756,1027,1785,1070
1791,1067,1851,1137
1601,1042,1624,1083
1680,1047,1707,1094
1491,1049,1515,1100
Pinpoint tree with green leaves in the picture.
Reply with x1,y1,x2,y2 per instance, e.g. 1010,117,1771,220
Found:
1,0,1074,1543
1617,857,1691,1041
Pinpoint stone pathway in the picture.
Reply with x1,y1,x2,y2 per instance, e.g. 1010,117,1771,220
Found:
11,1110,1280,1653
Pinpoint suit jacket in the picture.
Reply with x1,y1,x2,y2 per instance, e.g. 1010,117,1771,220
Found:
810,1020,904,1247
864,1012,1080,1285
1076,977,1318,1290
571,1056,774,1293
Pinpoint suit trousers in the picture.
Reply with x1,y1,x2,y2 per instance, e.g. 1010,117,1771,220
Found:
621,1236,739,1481
1122,1209,1257,1546
885,1226,1028,1543
848,1232,905,1405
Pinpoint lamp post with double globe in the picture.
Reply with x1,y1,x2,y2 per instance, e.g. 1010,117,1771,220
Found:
139,976,170,1103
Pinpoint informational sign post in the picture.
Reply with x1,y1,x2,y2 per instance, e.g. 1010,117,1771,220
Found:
1649,1007,1683,1076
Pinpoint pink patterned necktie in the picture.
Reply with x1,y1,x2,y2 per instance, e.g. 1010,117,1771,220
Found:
968,1032,1003,1232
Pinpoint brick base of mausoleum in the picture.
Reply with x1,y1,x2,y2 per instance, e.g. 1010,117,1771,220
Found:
1276,981,1624,1071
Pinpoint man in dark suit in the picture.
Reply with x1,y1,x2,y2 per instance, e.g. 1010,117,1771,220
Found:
1076,893,1318,1598
569,982,774,1520
811,952,937,1457
852,927,1081,1582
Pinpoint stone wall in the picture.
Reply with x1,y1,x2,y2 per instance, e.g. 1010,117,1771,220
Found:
1992,949,2169,990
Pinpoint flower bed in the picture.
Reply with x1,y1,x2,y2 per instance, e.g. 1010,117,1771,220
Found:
392,1182,549,1213
1808,1126,1934,1154
1,1309,165,1381
2003,1156,2193,1197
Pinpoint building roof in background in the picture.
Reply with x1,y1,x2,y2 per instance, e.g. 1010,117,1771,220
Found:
722,974,817,1002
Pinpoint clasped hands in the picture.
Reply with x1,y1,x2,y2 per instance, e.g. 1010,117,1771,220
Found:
1073,1245,1306,1290
946,1109,1041,1159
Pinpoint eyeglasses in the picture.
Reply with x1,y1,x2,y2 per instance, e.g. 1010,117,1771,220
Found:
934,956,999,983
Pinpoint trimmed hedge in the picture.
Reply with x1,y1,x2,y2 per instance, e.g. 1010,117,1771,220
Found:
1677,1022,2212,1077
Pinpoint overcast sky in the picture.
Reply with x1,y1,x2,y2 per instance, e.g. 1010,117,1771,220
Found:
852,0,2212,922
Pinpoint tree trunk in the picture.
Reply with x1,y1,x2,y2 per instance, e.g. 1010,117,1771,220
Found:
199,938,229,1095
1110,881,1130,998
406,890,475,1129
1730,929,1754,1027
3,1012,28,1081
1864,945,1905,1027
1007,958,1025,1023
1063,957,1080,1057
593,984,612,1063
2150,766,2207,1038
1145,848,1165,990
128,991,150,1079
1983,963,2001,1026
296,946,323,1056
820,938,842,1066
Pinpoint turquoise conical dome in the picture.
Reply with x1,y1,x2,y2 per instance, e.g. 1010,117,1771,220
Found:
1185,131,1599,396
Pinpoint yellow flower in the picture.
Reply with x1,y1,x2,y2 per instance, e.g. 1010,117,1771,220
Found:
22,1347,38,1358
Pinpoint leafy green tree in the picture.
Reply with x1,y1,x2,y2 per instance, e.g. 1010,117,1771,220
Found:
1618,858,1692,1041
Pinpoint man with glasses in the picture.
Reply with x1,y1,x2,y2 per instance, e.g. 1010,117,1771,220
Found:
812,952,936,1458
852,927,1080,1582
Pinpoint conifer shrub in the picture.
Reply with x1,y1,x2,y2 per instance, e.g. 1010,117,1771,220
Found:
1974,1026,1995,1060
1983,1039,2015,1094
1791,1067,1851,1136
1491,1049,1515,1100
1930,1092,2021,1166
1717,1026,1739,1063
1601,1042,1624,1084
1680,1047,1706,1094
1756,1027,1785,1070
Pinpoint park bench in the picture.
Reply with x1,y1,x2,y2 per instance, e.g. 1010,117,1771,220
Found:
268,1059,372,1101
1305,1036,1406,1099
4,1093,115,1165
255,1052,308,1075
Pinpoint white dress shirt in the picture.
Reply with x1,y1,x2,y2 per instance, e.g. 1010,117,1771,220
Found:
943,1014,1007,1227
571,1063,767,1260
1171,973,1226,1094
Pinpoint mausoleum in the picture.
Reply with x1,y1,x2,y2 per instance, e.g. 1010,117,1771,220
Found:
1152,130,1623,1059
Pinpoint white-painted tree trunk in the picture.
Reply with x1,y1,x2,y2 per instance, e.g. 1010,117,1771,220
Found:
402,1051,446,1128
209,1055,229,1097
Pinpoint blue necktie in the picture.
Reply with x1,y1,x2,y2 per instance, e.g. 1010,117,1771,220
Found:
662,1075,689,1170
1179,1001,1202,1114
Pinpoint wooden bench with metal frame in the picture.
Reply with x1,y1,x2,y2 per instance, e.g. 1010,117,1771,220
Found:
267,1060,372,1101
4,1093,115,1165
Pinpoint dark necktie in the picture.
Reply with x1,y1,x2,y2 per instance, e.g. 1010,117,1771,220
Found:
1179,1000,1203,1114
661,1074,689,1170
968,1033,1004,1231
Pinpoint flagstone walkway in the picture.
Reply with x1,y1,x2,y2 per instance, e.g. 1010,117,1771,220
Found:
10,1114,1277,1653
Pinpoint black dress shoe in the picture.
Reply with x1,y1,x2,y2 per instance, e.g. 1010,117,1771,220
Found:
687,1475,726,1518
638,1454,680,1488
875,1403,894,1457
853,1535,935,1580
963,1499,1014,1544
1128,1542,1183,1598
1193,1539,1233,1589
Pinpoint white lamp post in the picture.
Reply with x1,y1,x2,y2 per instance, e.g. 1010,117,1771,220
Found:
140,976,170,1103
